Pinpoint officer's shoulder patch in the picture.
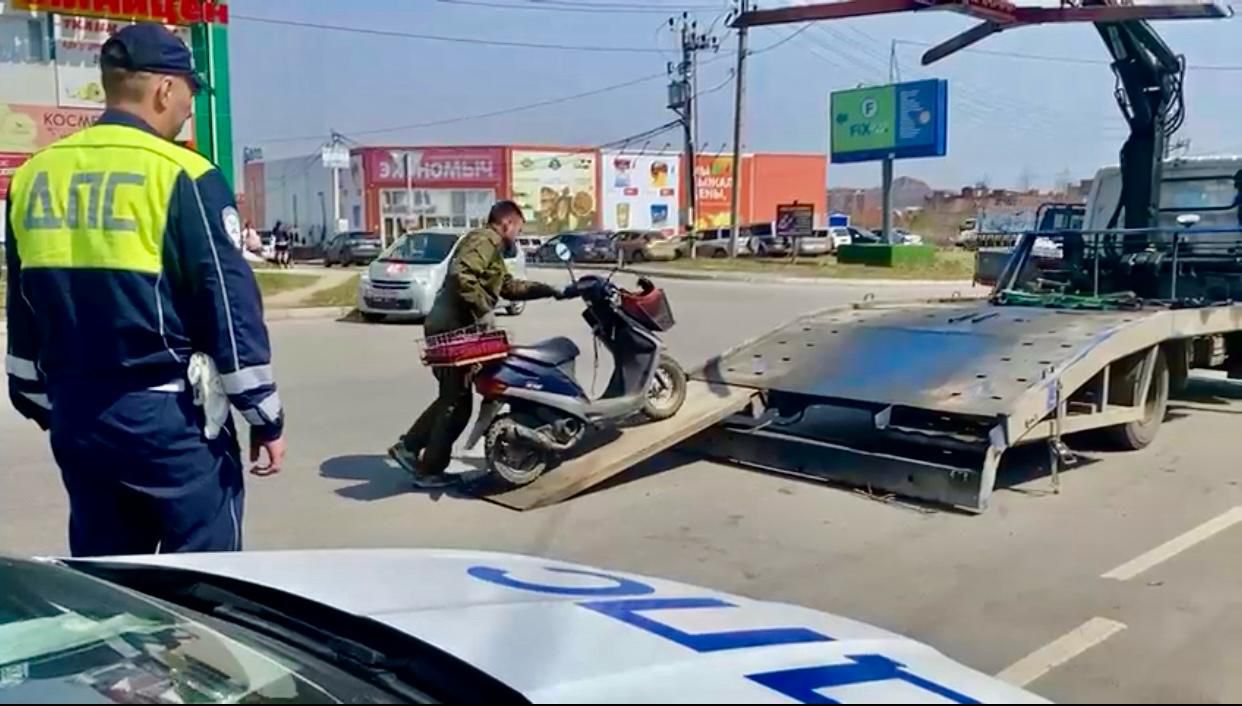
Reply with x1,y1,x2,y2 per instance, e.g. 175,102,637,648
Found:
221,207,242,249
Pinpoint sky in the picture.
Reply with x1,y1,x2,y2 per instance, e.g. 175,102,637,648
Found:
227,0,1241,190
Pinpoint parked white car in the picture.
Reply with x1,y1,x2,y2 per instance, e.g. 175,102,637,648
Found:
7,550,1048,704
356,230,527,323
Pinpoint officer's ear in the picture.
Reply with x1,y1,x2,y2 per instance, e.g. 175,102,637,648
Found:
154,75,175,108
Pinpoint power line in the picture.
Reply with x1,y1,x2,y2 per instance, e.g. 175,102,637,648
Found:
893,39,1242,72
231,13,667,53
253,71,671,145
246,13,808,148
750,22,813,54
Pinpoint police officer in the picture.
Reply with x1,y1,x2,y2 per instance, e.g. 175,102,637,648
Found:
4,24,285,556
390,200,567,485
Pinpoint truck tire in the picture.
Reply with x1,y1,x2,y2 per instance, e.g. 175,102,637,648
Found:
1104,347,1169,450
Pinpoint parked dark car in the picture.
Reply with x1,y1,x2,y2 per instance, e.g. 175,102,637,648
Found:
324,231,383,266
535,231,618,264
744,222,793,257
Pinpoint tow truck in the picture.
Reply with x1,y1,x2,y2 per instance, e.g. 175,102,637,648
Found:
471,0,1239,513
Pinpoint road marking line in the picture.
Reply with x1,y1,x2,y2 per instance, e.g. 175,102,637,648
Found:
996,617,1127,687
1102,506,1242,581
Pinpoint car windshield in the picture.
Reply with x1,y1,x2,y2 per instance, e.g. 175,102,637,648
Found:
0,558,401,704
379,232,459,264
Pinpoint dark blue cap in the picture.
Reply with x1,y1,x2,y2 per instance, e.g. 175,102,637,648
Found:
101,23,203,94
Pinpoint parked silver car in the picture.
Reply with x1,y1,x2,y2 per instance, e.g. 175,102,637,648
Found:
356,230,528,323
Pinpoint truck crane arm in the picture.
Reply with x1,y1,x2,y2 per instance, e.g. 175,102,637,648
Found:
1091,10,1187,233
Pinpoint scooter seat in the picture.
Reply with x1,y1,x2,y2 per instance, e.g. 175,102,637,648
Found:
511,336,580,366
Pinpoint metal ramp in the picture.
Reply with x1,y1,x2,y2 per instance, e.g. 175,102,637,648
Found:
477,380,756,511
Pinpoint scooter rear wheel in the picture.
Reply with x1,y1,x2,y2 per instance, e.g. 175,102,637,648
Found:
642,354,687,421
485,416,550,488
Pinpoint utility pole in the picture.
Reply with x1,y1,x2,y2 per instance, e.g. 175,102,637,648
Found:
668,13,717,257
880,40,899,245
727,0,748,258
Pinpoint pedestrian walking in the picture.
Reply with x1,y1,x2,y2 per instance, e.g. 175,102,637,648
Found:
390,200,568,486
4,23,286,557
272,220,291,268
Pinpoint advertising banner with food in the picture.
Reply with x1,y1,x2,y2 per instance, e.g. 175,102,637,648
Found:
601,152,679,234
694,155,739,231
509,149,598,235
53,15,192,111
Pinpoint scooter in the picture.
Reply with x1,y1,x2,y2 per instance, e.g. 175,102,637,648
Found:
467,243,687,489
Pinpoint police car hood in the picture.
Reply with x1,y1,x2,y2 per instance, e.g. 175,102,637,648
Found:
88,549,1046,704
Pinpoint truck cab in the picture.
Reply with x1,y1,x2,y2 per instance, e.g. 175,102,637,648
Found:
1085,155,1242,234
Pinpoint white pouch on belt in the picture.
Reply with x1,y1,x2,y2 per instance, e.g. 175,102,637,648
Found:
188,352,230,439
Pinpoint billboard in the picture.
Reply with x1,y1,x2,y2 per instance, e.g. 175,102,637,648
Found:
601,152,679,233
830,79,948,164
509,149,598,235
0,103,100,153
693,155,738,230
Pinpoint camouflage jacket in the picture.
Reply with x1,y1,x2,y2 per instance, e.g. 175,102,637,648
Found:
425,226,558,335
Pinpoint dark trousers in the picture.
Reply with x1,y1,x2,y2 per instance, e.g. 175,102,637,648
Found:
402,366,472,475
50,386,244,557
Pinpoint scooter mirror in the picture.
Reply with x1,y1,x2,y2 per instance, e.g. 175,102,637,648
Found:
554,241,573,262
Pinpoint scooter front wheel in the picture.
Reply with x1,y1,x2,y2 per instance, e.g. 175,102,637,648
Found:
642,354,687,421
485,416,550,488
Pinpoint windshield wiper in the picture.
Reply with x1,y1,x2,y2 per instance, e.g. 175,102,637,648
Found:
195,586,433,704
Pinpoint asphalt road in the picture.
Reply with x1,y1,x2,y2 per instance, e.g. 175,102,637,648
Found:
4,274,1242,703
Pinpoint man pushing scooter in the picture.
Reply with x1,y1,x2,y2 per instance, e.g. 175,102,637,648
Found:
389,200,571,486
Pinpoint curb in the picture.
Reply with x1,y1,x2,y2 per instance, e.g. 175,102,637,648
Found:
264,306,354,321
530,262,975,289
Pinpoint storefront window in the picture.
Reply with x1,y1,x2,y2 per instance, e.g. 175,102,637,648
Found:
379,188,495,237
0,13,48,63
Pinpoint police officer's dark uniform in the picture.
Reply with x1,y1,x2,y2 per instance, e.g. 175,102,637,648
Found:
393,214,560,482
4,25,283,556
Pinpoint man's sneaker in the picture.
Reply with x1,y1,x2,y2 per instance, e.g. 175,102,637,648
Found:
387,443,457,488
387,443,419,475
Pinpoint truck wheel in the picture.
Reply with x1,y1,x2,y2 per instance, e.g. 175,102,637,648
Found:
506,301,526,317
642,355,687,420
1104,348,1169,450
486,417,549,488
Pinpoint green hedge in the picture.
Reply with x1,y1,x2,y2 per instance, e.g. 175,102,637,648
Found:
837,244,936,267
